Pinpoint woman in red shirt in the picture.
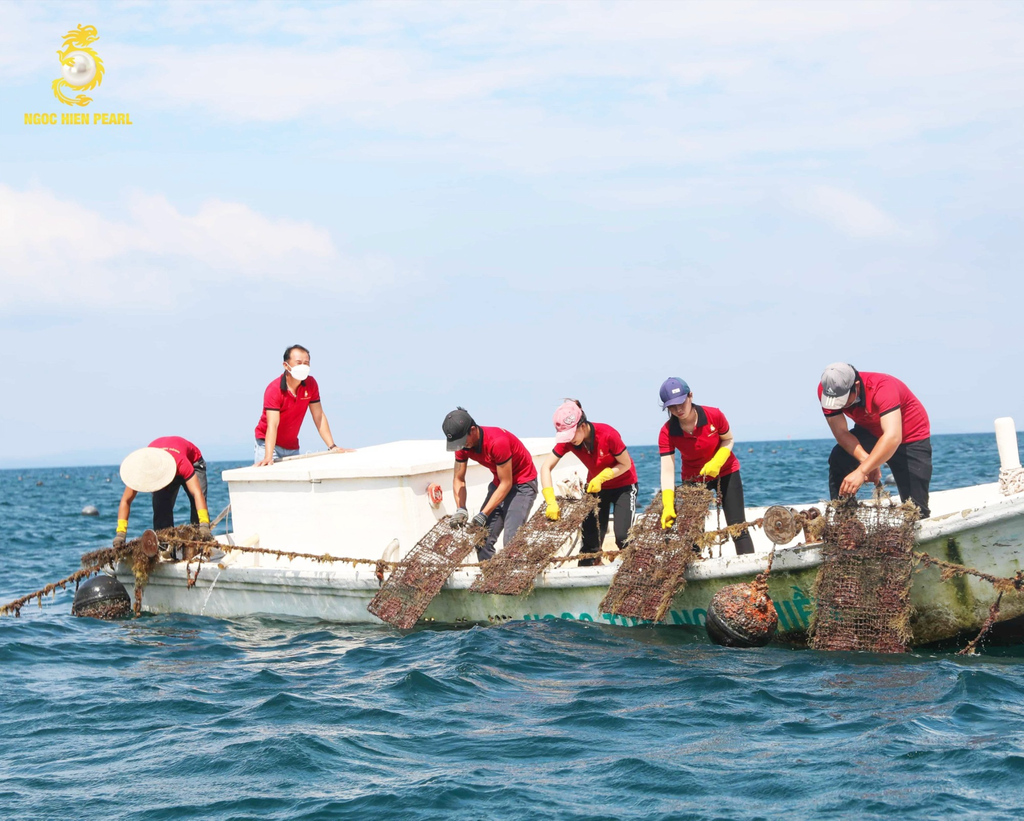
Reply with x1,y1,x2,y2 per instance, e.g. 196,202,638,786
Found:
657,377,754,556
540,400,638,566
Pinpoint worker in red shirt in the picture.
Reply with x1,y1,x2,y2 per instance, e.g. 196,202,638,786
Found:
540,400,638,566
442,407,539,561
657,377,754,555
254,344,353,465
113,436,212,547
819,363,932,517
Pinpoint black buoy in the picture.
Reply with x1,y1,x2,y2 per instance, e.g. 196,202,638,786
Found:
72,575,131,620
705,506,796,648
706,582,778,648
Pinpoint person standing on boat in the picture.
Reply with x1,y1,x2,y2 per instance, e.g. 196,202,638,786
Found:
442,408,539,561
540,400,638,567
113,437,212,548
818,363,932,517
254,344,352,465
658,378,754,555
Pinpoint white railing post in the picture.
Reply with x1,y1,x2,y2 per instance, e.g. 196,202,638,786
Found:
995,417,1023,495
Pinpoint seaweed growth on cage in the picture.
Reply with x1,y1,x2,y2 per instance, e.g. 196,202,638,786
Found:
470,493,601,597
600,484,714,622
368,517,485,629
809,497,919,653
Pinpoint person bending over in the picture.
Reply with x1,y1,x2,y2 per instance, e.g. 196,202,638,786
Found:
114,436,212,548
540,399,638,567
442,407,538,562
818,362,931,518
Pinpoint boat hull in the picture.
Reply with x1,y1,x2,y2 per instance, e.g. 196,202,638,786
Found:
115,485,1024,646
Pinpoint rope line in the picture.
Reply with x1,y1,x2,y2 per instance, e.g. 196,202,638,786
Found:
999,467,1024,497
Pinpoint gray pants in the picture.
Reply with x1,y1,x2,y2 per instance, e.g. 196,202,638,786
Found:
478,480,538,561
254,439,300,463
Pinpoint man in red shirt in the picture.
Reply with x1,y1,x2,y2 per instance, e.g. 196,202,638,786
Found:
254,344,352,465
442,407,539,561
819,363,932,517
113,436,212,547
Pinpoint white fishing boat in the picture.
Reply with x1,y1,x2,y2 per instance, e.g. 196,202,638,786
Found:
114,421,1024,646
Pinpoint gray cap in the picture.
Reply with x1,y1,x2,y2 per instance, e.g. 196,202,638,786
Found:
820,363,857,410
442,407,475,451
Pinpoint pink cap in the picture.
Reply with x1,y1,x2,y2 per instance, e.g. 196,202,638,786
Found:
553,400,583,443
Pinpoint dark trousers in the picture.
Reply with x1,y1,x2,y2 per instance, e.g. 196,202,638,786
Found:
686,471,754,555
152,460,207,530
828,426,932,518
479,480,538,561
579,482,638,566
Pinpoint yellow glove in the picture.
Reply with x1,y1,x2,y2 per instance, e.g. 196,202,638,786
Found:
699,447,731,480
542,486,560,521
587,468,616,494
660,488,677,530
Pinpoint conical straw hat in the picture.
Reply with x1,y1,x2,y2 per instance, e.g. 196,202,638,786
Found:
119,447,176,492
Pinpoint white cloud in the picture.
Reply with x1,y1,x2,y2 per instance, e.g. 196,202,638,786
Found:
796,185,904,239
5,2,1024,176
0,183,394,311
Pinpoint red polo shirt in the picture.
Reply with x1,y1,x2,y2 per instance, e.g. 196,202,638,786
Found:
455,426,538,486
818,371,930,443
552,422,637,489
658,405,740,483
148,436,202,481
254,374,321,451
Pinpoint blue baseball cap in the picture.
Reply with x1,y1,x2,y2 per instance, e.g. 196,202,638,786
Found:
659,377,691,409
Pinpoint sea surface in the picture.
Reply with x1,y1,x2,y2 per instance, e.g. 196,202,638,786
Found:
2,432,1024,820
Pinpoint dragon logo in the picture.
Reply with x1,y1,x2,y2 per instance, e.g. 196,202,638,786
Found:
53,25,104,107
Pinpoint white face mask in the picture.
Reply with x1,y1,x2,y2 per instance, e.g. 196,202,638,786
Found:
288,364,310,381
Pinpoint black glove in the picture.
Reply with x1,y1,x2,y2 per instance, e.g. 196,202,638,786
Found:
112,532,126,549
198,522,213,541
450,508,468,526
471,512,488,528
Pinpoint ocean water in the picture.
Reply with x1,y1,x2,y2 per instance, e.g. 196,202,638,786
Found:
2,432,1023,820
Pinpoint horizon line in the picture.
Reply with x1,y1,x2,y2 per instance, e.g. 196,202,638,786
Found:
0,429,1010,473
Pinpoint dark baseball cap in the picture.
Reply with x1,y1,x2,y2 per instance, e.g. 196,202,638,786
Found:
442,407,475,451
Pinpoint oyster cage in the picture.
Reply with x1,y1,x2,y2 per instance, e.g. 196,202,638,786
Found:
809,498,919,653
367,518,484,629
470,494,601,597
600,484,714,622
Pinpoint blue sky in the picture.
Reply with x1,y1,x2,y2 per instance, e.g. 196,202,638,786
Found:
1,1,1022,468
